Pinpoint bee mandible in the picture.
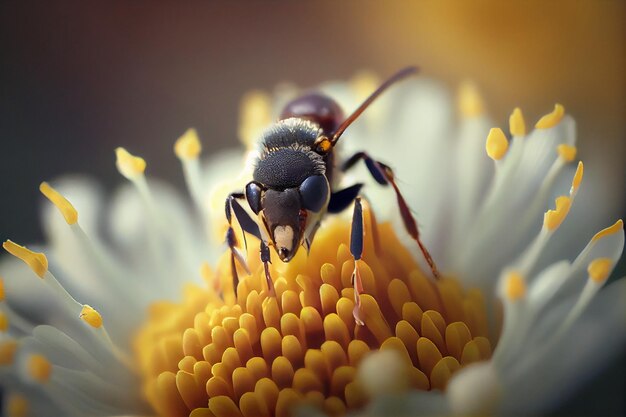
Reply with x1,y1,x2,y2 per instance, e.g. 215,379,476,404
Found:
225,67,440,322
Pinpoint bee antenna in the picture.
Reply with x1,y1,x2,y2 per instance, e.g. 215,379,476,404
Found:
330,66,419,146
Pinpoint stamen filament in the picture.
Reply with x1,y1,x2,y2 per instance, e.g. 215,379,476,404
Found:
0,303,35,334
174,128,205,212
118,159,197,290
493,271,527,367
68,224,146,309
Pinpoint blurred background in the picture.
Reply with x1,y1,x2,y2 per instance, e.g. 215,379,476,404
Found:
1,1,624,415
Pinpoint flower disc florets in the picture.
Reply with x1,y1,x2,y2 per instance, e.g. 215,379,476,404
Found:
136,209,492,417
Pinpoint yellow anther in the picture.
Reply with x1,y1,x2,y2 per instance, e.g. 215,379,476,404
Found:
543,196,572,231
592,219,624,242
0,276,4,301
571,161,583,193
535,104,565,129
557,144,577,162
3,240,48,279
351,70,381,101
174,128,202,160
485,128,509,161
588,258,612,284
509,107,526,136
458,81,484,117
504,272,526,301
27,354,52,383
80,305,103,328
7,393,29,417
0,311,8,331
39,182,78,225
115,147,146,179
238,90,271,149
0,340,18,365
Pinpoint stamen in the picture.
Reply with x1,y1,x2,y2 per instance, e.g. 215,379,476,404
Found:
543,196,571,231
571,161,584,196
485,128,509,161
80,305,103,328
3,241,82,311
555,258,616,341
592,219,623,242
458,82,484,117
6,393,29,417
518,161,582,274
3,240,130,367
465,152,580,279
504,272,526,302
39,186,147,311
0,340,18,365
115,147,146,180
535,104,565,129
493,271,529,367
27,354,52,383
174,129,205,212
0,276,4,300
2,240,48,278
587,258,612,284
238,91,272,149
174,128,202,160
39,182,78,225
508,107,526,136
115,147,192,278
557,144,577,162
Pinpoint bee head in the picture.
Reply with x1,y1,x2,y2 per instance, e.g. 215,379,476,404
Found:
245,175,329,262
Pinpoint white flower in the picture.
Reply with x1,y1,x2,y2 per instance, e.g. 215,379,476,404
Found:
0,72,624,417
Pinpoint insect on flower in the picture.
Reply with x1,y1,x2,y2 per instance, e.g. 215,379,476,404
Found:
225,67,440,323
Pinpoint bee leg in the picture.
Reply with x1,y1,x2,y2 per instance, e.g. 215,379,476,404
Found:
343,152,441,279
328,183,363,213
350,197,365,326
225,192,262,296
260,240,276,297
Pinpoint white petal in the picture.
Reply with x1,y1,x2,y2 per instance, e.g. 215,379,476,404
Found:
446,361,501,416
365,391,449,417
453,117,578,285
500,279,626,415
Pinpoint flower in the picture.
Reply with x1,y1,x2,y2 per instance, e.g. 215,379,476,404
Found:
1,72,624,417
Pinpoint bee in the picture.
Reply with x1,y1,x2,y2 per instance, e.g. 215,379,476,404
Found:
225,67,439,321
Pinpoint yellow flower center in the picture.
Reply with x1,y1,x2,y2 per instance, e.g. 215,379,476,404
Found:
135,207,492,417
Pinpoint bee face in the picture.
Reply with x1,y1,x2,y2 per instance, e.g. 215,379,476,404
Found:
245,175,330,262
261,188,303,262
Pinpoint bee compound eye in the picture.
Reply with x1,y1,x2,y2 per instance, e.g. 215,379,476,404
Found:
245,182,263,215
299,175,329,213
